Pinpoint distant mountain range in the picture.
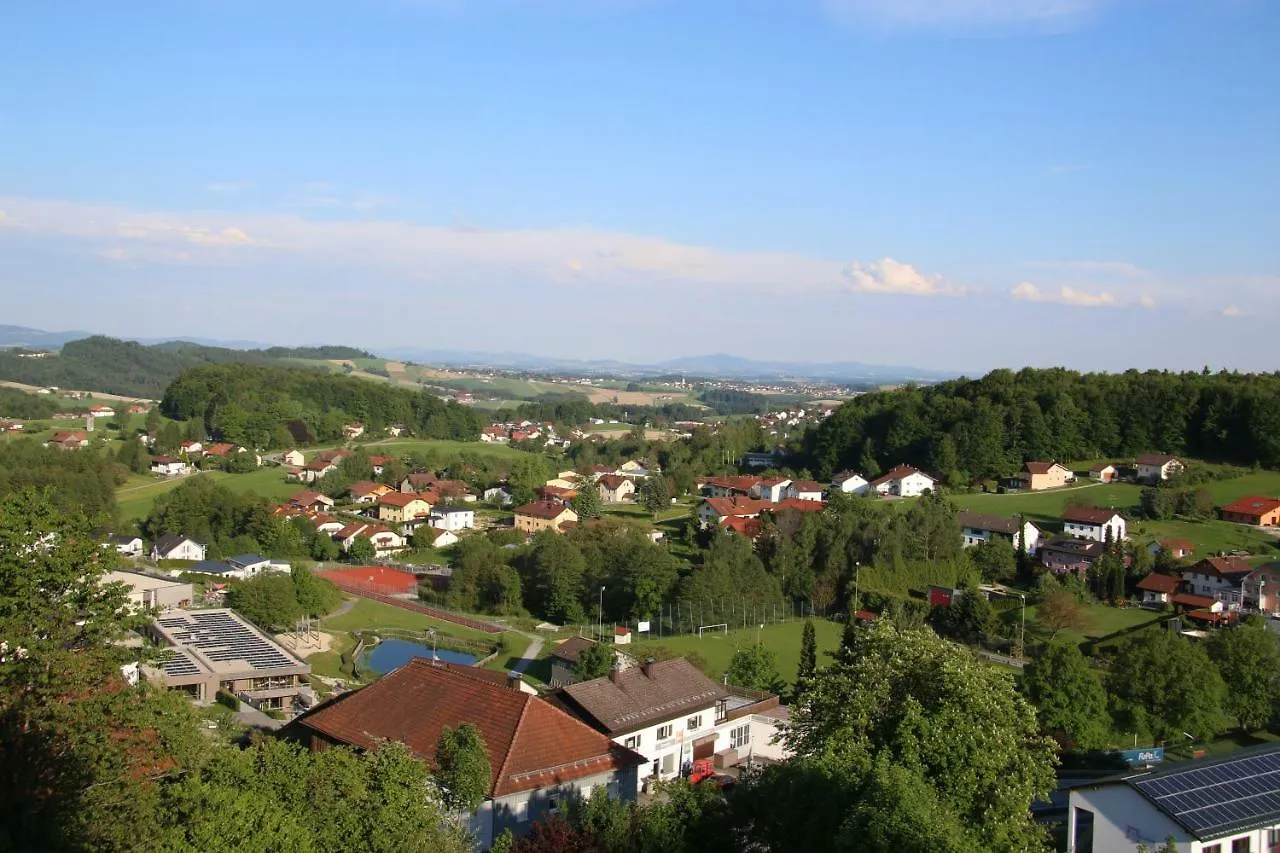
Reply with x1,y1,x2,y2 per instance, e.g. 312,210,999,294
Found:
0,325,956,384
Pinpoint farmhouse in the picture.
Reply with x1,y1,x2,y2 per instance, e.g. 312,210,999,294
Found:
596,474,636,504
104,534,144,557
1039,537,1105,579
291,659,644,850
1089,462,1118,483
1221,495,1280,527
1148,539,1196,560
400,472,439,493
869,465,936,498
1019,461,1075,491
514,501,578,534
1135,453,1185,483
1068,743,1280,853
751,478,792,503
697,476,761,498
377,492,432,524
281,449,305,467
142,608,311,711
334,523,405,556
45,430,89,450
1135,571,1181,606
348,481,393,504
956,511,1042,555
286,490,334,514
149,456,188,477
1062,507,1128,543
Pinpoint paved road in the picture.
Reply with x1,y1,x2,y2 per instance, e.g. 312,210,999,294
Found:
496,622,543,674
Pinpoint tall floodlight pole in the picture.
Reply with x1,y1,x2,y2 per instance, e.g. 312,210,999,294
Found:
1018,594,1026,660
599,586,606,641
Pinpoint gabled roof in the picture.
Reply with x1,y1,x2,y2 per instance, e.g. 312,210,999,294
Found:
1040,536,1104,557
789,479,825,493
597,474,630,490
557,658,728,735
204,442,237,456
288,490,333,507
293,658,643,797
721,516,763,537
956,511,1024,536
403,472,439,488
831,469,866,483
869,465,931,487
1171,592,1216,609
1136,572,1181,594
549,636,598,664
515,501,574,520
701,497,771,518
1222,495,1280,517
772,498,825,514
1135,452,1181,466
1062,506,1124,525
379,491,429,508
227,553,267,567
152,533,201,554
1089,461,1118,473
1158,538,1196,553
1023,461,1068,475
348,480,384,496
1192,556,1254,581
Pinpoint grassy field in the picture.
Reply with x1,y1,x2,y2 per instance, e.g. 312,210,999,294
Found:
952,481,1144,524
116,468,301,521
628,618,844,689
358,438,532,464
1019,600,1165,644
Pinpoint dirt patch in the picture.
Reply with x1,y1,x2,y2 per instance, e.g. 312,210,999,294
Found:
583,387,692,406
383,361,406,375
274,630,336,658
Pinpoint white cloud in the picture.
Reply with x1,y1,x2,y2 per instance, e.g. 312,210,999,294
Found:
842,258,964,297
822,0,1100,29
1139,295,1157,309
1011,282,1119,307
1223,305,1243,317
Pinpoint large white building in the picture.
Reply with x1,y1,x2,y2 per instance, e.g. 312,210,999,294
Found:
869,465,936,498
1062,507,1128,543
1068,745,1280,852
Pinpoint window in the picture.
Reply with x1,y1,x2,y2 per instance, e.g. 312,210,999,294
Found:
729,724,751,750
1234,838,1252,853
513,800,529,824
656,724,673,740
660,753,675,774
1204,845,1221,853
625,735,641,749
687,715,702,731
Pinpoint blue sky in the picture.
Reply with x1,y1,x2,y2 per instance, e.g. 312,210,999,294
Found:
1,0,1277,372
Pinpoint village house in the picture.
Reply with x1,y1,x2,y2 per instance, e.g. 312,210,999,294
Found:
400,472,439,493
751,478,792,503
429,506,475,532
1089,462,1118,483
281,449,305,467
367,455,394,476
514,501,578,534
696,497,772,528
1221,495,1280,527
480,426,510,443
786,480,826,502
547,637,635,688
1244,563,1280,616
334,523,406,556
1062,507,1128,543
1182,556,1254,611
619,460,652,478
484,487,514,506
285,490,335,514
149,456,188,477
347,481,393,504
1135,452,1186,483
956,511,1042,555
1039,537,1105,579
204,443,260,466
179,440,203,457
1068,743,1280,853
185,554,284,581
1136,572,1181,606
290,660,644,850
45,430,89,450
89,404,115,418
830,470,870,495
697,476,761,498
554,658,789,792
1019,461,1075,491
150,534,208,562
543,471,580,492
869,465,937,498
537,485,577,505
596,474,636,504
720,516,764,538
426,528,459,549
342,422,365,439
740,450,782,469
376,492,432,524
105,534,145,557
1147,539,1196,561
301,458,337,483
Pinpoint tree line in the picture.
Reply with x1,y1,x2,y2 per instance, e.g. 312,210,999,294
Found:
809,367,1280,482
0,440,120,522
160,364,484,449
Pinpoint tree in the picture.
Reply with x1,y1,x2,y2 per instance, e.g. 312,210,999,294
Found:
525,534,587,623
765,620,1056,853
795,619,817,696
292,566,341,618
639,476,670,517
116,435,149,475
227,573,303,630
434,723,492,813
347,535,376,564
311,533,340,561
156,420,182,456
412,526,439,551
1107,629,1226,742
1208,623,1280,730
574,640,615,681
1021,638,1110,750
1036,589,1088,637
971,536,1017,583
572,477,603,520
726,643,783,694
930,583,996,644
145,406,161,436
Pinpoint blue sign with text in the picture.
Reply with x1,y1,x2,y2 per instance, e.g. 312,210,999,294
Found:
1117,747,1165,766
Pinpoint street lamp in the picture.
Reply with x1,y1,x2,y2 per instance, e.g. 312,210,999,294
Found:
1017,593,1026,660
852,561,861,617
598,586,606,642
756,623,765,646
427,628,438,662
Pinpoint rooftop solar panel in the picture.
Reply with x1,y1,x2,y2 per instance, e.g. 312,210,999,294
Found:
1132,751,1280,837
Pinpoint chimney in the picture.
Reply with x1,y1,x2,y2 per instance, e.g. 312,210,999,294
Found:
609,660,622,684
506,671,523,691
643,657,656,678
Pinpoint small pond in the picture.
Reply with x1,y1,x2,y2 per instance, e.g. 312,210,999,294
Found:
362,638,478,674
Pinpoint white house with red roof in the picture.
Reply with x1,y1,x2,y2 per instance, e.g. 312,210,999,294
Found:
697,497,772,528
786,480,825,502
830,470,870,495
751,478,792,503
1135,453,1186,483
1062,507,1128,542
869,465,936,498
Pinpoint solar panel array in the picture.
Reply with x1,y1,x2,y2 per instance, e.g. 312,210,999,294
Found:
1133,752,1280,835
157,611,297,671
161,648,201,677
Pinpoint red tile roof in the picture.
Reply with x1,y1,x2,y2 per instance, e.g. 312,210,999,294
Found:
597,474,630,491
1136,573,1181,594
348,480,384,497
203,442,236,456
1171,592,1215,609
721,516,763,537
1062,506,1124,525
516,501,574,520
697,476,762,493
1157,539,1196,553
1023,461,1068,475
1222,496,1280,518
1193,556,1254,580
702,497,771,518
295,659,643,797
368,455,394,466
789,480,825,493
288,490,331,507
379,492,428,508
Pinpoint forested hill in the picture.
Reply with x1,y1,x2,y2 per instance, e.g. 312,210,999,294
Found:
0,337,383,399
808,368,1280,480
161,364,484,447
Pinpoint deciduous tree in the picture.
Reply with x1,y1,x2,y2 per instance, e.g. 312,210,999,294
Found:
1021,638,1110,750
1208,623,1280,731
434,723,492,813
1107,629,1226,742
726,643,783,694
574,640,615,681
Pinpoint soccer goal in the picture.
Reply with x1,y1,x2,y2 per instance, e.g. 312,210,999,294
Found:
697,624,728,639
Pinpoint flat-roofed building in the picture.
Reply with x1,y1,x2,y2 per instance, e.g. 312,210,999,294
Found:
141,608,312,711
102,570,193,611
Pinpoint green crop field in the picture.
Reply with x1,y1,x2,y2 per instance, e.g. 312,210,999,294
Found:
116,467,301,522
628,618,844,689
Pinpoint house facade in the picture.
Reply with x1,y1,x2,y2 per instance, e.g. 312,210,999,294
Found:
291,659,645,851
377,493,432,524
1040,537,1105,579
1020,461,1075,491
514,502,578,534
1221,496,1280,527
1245,563,1280,616
429,506,475,532
786,480,825,502
106,535,145,557
1062,507,1128,542
596,475,636,504
1181,557,1253,611
830,470,870,495
869,465,936,497
151,534,207,562
150,456,188,477
1135,453,1186,483
1068,744,1280,853
956,511,1042,555
696,497,771,528
1136,572,1180,606
1089,463,1118,483
751,478,792,503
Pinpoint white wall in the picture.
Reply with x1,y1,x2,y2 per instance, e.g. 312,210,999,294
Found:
834,476,869,495
1068,783,1276,853
898,473,935,497
1065,517,1128,543
610,703,718,789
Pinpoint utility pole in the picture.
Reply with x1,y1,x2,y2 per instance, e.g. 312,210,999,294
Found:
852,561,861,616
1018,593,1026,660
598,586,606,642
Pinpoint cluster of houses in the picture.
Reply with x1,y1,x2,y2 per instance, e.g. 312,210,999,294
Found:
481,420,571,449
1135,557,1280,626
957,505,1129,578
